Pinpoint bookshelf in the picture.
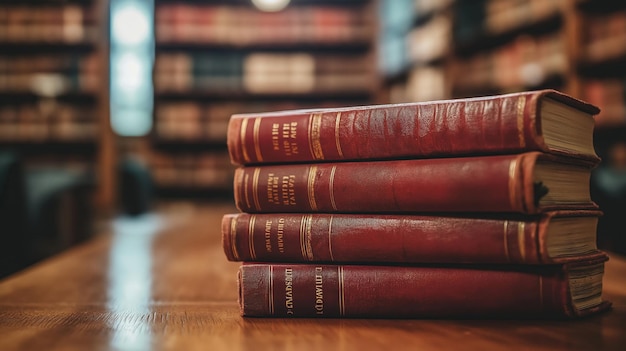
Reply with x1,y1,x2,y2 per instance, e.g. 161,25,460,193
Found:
150,0,377,199
377,0,626,254
0,0,111,273
0,0,112,196
378,0,626,129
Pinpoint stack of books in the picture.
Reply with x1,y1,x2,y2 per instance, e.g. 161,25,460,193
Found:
222,89,612,318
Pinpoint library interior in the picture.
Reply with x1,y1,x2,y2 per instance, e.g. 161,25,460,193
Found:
1,0,626,349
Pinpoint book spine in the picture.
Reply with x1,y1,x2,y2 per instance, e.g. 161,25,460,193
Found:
222,213,548,264
227,92,544,165
238,263,570,318
234,153,537,214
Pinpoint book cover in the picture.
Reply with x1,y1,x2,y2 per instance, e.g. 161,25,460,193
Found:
234,152,598,215
222,210,602,265
238,254,611,318
227,89,600,165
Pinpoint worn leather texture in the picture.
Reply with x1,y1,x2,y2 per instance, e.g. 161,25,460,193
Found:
222,211,603,265
227,89,601,165
238,254,611,318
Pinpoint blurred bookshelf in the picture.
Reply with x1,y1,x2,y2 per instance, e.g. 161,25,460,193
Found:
377,0,626,254
378,0,626,130
0,0,110,275
150,0,377,199
0,1,100,160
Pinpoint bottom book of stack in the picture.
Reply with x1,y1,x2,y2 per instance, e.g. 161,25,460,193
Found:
222,212,612,319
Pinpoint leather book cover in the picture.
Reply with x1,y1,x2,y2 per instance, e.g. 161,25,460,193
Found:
227,89,600,165
233,152,599,215
237,253,611,318
222,210,603,265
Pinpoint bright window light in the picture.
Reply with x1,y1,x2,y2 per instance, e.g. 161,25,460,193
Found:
111,108,153,137
251,0,291,12
110,0,154,137
113,52,147,92
112,3,151,46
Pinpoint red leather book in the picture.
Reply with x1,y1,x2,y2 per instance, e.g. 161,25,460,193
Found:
238,254,611,318
227,89,600,165
234,152,598,214
222,210,602,265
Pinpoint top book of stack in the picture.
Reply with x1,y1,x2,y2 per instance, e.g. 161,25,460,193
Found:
227,89,600,166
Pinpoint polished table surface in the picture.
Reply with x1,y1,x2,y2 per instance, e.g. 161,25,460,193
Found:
1,202,625,351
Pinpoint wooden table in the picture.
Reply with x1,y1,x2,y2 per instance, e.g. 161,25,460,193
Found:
1,202,625,350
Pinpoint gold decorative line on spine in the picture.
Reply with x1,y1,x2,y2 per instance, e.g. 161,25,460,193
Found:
268,266,274,315
230,216,240,261
240,118,251,163
248,215,257,260
538,276,544,310
338,266,345,317
252,168,262,211
253,117,263,162
299,216,308,260
508,159,519,211
503,220,510,262
335,112,344,158
307,166,319,211
309,113,325,160
329,165,338,211
304,215,314,261
244,173,252,210
518,222,526,261
328,215,335,261
516,96,526,148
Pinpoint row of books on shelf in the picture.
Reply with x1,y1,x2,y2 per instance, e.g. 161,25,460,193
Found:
378,0,452,75
155,53,372,94
0,5,95,43
583,79,626,126
484,0,562,35
454,0,563,45
453,32,566,93
583,11,626,63
156,5,371,45
221,89,611,319
155,101,344,143
0,103,96,142
388,66,448,103
150,152,233,190
0,54,99,94
405,13,451,65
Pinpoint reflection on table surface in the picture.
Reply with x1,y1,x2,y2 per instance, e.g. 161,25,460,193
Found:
0,202,625,351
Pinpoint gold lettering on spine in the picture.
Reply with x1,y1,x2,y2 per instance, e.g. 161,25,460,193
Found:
240,118,251,163
508,159,518,211
329,165,338,211
269,266,274,315
314,266,324,315
517,222,526,261
307,166,318,211
338,266,345,317
503,220,510,262
328,215,335,261
309,113,325,160
516,96,526,148
253,117,263,162
252,168,262,211
335,112,344,158
230,216,240,261
284,267,294,315
248,215,257,260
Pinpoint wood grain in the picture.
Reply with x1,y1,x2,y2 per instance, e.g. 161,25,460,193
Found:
1,202,625,351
